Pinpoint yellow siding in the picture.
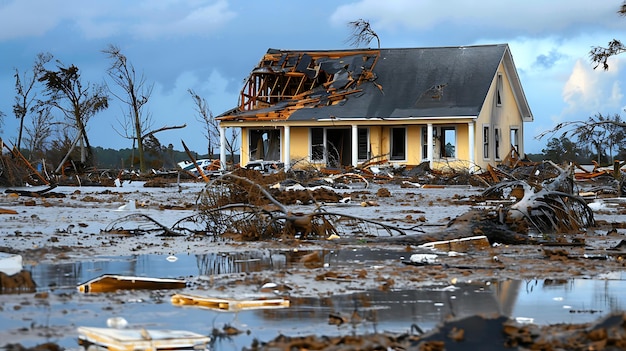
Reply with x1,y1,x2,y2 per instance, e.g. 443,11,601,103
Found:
289,127,309,163
456,123,469,161
406,126,420,164
474,62,525,170
369,126,383,159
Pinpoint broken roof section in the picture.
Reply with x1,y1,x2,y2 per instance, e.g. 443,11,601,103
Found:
218,44,532,123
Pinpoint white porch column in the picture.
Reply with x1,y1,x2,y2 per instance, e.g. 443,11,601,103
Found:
351,124,358,168
219,127,226,171
427,123,433,168
284,126,291,170
468,121,475,173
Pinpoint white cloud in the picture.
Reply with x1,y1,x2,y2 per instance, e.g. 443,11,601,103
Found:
560,58,623,122
0,0,73,40
0,0,236,41
331,0,622,35
131,0,236,39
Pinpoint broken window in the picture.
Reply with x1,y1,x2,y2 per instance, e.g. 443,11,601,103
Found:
510,127,520,157
483,125,490,159
357,128,369,161
440,126,456,158
496,73,503,106
494,127,501,160
249,129,281,161
311,127,325,162
390,127,406,161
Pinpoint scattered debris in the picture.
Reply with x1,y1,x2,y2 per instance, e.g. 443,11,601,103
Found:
0,252,23,275
77,326,211,351
102,213,185,236
251,312,626,351
0,270,36,294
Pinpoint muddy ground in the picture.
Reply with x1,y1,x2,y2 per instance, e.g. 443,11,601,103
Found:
1,176,626,350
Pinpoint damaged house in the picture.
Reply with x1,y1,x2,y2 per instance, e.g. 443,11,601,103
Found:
217,44,533,172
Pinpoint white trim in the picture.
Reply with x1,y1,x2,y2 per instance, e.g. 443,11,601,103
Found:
284,126,291,170
468,121,475,173
316,115,478,122
220,127,226,170
351,125,358,167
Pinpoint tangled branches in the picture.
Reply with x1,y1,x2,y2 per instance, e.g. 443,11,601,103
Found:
170,174,407,241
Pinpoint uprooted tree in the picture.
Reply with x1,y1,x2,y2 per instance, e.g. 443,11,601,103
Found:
102,160,596,248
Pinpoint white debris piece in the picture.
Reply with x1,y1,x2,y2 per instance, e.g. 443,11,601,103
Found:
409,253,439,265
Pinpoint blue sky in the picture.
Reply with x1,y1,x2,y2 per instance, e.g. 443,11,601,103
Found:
1,0,626,155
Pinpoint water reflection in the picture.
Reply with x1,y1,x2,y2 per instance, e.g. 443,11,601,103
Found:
1,250,626,350
492,278,626,325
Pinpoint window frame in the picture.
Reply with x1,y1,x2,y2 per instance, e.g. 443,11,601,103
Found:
439,126,457,159
494,126,501,160
483,125,490,160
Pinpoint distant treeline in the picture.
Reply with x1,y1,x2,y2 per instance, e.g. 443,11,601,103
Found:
19,146,238,171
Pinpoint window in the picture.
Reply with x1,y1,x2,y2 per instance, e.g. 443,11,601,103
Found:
496,74,503,107
390,127,406,161
483,125,490,159
440,126,456,158
357,128,369,161
311,127,324,161
494,127,501,160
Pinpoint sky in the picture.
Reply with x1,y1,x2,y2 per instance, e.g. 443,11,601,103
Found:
2,0,626,157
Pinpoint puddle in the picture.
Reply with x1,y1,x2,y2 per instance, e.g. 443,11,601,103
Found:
1,249,626,350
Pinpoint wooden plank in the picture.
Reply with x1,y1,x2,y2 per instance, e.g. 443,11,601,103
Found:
77,274,186,293
418,235,491,252
171,293,290,311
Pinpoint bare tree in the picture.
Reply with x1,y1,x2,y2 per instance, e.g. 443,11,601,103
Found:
38,61,109,171
104,44,186,172
590,2,626,70
188,89,219,157
103,44,153,172
13,53,52,151
24,104,54,161
346,19,380,49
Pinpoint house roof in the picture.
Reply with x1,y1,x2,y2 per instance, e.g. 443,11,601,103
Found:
218,44,533,123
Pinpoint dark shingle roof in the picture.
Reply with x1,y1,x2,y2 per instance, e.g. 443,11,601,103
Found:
288,44,508,121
